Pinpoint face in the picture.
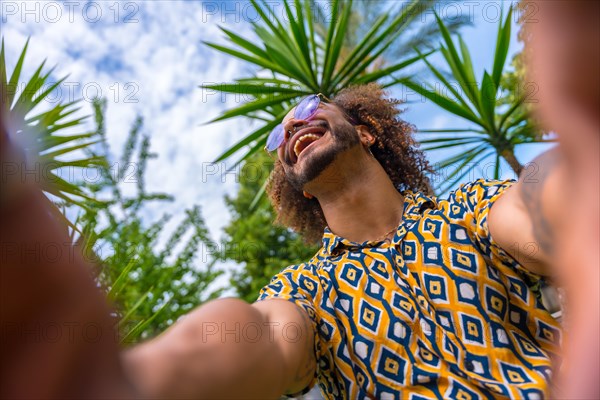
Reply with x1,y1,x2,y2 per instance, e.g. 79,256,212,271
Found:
276,101,360,191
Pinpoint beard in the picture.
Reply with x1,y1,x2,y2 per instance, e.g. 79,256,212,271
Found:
285,122,359,191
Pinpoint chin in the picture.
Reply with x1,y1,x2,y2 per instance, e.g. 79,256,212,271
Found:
284,123,359,190
286,147,345,191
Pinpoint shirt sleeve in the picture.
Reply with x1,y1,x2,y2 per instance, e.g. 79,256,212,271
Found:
449,178,543,284
256,263,322,396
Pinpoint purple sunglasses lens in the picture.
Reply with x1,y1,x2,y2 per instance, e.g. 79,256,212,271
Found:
265,95,321,152
266,123,284,151
294,95,320,120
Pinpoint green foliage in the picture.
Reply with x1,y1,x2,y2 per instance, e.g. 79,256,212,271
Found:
498,52,544,137
401,6,550,193
2,37,220,344
0,37,103,208
319,1,471,63
72,99,223,343
202,0,446,166
218,152,318,303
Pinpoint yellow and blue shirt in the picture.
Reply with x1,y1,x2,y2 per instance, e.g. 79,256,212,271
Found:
257,179,561,399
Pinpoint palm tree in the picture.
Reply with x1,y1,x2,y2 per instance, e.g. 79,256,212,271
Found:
1,38,104,210
318,1,470,65
202,0,466,166
400,7,550,193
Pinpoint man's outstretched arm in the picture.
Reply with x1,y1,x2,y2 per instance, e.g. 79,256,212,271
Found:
123,298,316,399
489,148,566,276
1,112,316,399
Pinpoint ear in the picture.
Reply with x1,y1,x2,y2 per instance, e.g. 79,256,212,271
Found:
355,125,375,147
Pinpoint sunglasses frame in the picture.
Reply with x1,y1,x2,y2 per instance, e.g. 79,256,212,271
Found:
264,93,332,153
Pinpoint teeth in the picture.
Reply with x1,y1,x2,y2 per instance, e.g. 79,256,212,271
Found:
293,133,321,157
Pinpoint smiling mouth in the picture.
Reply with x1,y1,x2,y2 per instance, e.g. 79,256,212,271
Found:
294,133,322,157
288,125,327,163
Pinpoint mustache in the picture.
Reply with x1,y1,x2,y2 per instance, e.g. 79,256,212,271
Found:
284,121,329,165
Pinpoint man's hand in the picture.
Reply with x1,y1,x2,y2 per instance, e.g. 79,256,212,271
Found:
1,114,134,399
123,298,316,399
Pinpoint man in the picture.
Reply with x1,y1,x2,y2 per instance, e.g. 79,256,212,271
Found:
5,2,596,396
123,84,562,399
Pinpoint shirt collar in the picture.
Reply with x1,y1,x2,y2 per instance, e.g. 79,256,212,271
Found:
320,190,437,256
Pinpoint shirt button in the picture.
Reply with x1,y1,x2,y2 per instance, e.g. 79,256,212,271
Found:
465,360,474,371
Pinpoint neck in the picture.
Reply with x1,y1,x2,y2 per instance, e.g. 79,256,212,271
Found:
306,147,405,243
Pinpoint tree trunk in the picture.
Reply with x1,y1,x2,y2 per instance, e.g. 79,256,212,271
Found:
500,149,523,176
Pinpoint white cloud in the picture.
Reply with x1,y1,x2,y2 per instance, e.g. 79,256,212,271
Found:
2,0,260,293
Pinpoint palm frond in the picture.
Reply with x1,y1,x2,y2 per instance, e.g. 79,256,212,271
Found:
202,0,444,163
1,37,104,210
402,5,547,191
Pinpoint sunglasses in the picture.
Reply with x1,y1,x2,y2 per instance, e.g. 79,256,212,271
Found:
265,93,330,152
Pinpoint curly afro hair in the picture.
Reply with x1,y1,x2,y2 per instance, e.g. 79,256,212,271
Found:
267,83,433,244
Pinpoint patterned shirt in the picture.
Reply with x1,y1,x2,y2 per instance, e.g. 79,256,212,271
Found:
257,179,562,399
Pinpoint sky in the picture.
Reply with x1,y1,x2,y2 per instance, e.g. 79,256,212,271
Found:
1,0,552,295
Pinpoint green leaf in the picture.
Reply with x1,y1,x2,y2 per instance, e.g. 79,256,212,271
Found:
118,289,152,327
406,48,472,111
249,176,269,211
227,135,269,172
458,36,477,97
108,257,140,300
213,109,287,162
37,132,96,150
30,74,68,109
437,151,493,194
494,154,501,179
218,26,269,60
498,94,526,132
40,139,102,159
0,38,7,91
200,83,303,97
417,128,486,134
203,42,289,77
354,51,430,85
420,136,485,144
324,0,353,88
492,6,513,88
283,1,316,86
479,72,497,133
12,60,47,116
433,13,479,106
401,78,481,125
303,0,318,75
121,299,172,343
7,37,30,106
437,143,488,169
332,13,389,86
321,0,340,89
422,139,484,151
439,46,480,110
208,93,298,123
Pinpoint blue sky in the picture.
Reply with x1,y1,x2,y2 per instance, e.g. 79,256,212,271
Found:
2,1,552,293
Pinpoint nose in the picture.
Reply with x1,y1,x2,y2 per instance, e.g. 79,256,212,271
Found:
282,118,307,141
